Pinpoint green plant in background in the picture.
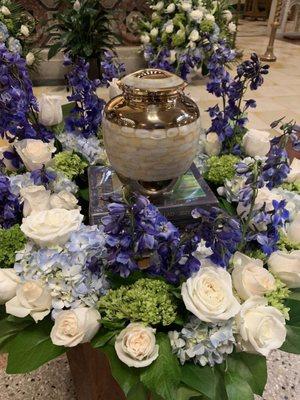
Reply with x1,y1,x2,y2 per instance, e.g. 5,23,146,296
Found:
0,225,27,268
204,154,240,186
53,150,88,180
47,0,117,63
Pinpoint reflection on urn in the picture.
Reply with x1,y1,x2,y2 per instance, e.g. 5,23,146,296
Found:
102,69,201,196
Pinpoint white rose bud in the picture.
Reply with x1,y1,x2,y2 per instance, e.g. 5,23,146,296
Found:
165,21,174,34
38,94,63,127
152,1,164,11
181,1,192,12
0,269,20,304
20,185,51,217
73,0,81,11
190,9,203,22
51,308,100,347
0,138,16,171
166,3,176,13
242,129,271,158
115,323,159,368
268,250,300,288
232,252,276,300
20,25,29,37
189,29,200,42
181,260,241,323
1,6,11,16
223,9,233,21
205,14,215,22
140,34,150,44
14,138,56,172
236,296,286,356
21,208,83,247
228,22,236,33
204,132,221,156
150,27,159,37
169,49,177,63
286,211,300,244
286,158,300,184
6,280,52,322
26,52,35,66
50,190,79,210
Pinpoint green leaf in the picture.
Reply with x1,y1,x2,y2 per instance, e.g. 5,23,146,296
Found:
181,364,225,400
127,383,149,400
6,319,65,374
281,325,300,354
224,373,253,400
0,315,33,352
62,102,75,118
79,188,89,201
91,330,117,348
141,333,181,400
101,345,140,396
177,385,203,400
286,292,300,326
48,42,62,60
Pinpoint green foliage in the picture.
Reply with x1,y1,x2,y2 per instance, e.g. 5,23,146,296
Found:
278,231,300,252
48,0,117,61
199,20,214,33
140,333,182,400
281,181,300,194
281,289,300,353
245,248,268,263
91,329,117,348
99,278,177,326
0,315,33,353
204,155,240,186
0,224,27,268
53,150,88,180
281,325,300,354
265,276,290,319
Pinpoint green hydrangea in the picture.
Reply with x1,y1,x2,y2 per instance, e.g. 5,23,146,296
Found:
200,20,214,33
53,151,88,180
281,181,300,194
265,276,290,319
278,231,300,252
0,225,27,268
98,278,177,326
245,249,268,263
204,155,240,186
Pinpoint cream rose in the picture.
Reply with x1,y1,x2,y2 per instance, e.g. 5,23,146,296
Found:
115,323,159,368
232,252,275,300
152,1,164,11
21,208,83,247
20,185,51,217
228,22,236,33
20,25,29,37
50,190,79,210
0,6,11,15
6,280,52,322
181,260,241,323
242,129,271,158
50,308,100,347
205,14,215,22
286,158,300,184
223,9,233,21
150,27,159,37
236,296,286,356
190,9,203,21
189,29,200,42
166,3,175,13
0,138,16,171
38,94,63,126
26,52,35,66
14,138,56,171
181,1,192,12
268,250,300,288
0,269,20,304
204,132,221,156
286,211,300,244
140,34,150,44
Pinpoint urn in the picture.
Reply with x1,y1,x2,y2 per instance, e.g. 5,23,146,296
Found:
102,69,201,194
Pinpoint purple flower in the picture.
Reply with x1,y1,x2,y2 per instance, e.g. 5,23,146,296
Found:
0,173,21,228
30,168,57,186
100,51,125,87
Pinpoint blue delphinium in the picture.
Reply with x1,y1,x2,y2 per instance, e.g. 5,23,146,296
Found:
169,317,236,367
0,173,21,228
100,50,125,87
64,55,106,139
30,168,57,187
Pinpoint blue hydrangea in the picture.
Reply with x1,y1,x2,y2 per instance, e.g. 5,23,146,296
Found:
8,172,34,196
49,171,78,194
7,37,22,54
0,22,9,42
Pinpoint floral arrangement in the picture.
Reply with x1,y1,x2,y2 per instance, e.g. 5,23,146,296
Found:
0,40,300,400
0,0,38,67
140,0,236,79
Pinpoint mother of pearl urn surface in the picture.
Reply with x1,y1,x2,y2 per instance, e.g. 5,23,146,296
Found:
103,69,201,192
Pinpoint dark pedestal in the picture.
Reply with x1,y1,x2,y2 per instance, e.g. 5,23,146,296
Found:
67,344,126,400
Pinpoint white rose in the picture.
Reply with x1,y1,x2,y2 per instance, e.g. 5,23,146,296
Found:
21,208,83,247
181,260,241,323
150,27,159,37
1,6,11,15
189,29,200,42
38,94,63,126
152,1,164,11
165,21,174,34
6,280,52,322
26,52,35,66
205,14,215,22
237,186,283,217
190,9,203,22
140,34,150,44
232,252,276,300
242,129,271,157
166,3,175,13
268,250,300,288
115,323,159,368
223,9,233,21
14,139,56,171
73,0,81,11
50,190,79,210
204,132,221,156
108,78,122,99
0,138,16,171
169,49,177,63
51,308,100,347
286,158,300,184
286,211,300,244
20,185,51,217
20,25,29,37
181,1,192,12
0,269,20,304
236,296,286,356
228,22,236,33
